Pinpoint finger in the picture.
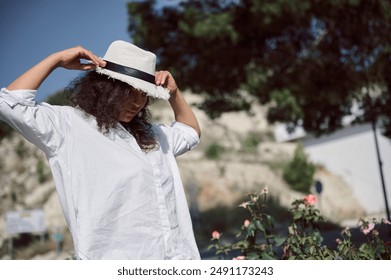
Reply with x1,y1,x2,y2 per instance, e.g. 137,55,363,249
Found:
155,71,163,85
82,59,98,66
86,51,104,66
80,48,106,67
155,71,170,86
78,63,97,71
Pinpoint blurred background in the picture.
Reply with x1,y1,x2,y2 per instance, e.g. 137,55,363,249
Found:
0,0,390,259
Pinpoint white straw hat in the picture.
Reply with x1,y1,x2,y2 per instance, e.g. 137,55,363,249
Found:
96,40,170,100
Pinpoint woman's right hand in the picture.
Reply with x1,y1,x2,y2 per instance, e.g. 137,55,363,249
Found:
7,45,106,91
56,46,106,70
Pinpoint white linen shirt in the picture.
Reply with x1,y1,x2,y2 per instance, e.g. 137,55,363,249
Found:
0,88,201,260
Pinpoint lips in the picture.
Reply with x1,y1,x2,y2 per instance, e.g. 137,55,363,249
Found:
125,111,137,115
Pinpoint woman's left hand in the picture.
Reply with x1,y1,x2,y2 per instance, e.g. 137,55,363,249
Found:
155,71,178,94
156,70,201,136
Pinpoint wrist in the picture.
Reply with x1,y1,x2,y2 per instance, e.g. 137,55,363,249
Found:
169,88,181,100
46,52,63,70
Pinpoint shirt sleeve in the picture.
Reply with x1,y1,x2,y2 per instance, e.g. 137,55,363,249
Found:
0,87,69,157
155,121,200,157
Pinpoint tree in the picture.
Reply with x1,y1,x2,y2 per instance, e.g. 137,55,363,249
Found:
127,0,391,138
45,89,71,106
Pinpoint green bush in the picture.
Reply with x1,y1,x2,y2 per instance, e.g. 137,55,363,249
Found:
36,158,48,183
283,143,315,193
242,133,260,153
16,139,28,159
209,191,391,260
0,122,12,140
205,143,225,160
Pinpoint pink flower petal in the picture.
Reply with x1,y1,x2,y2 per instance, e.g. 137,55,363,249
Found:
244,220,250,227
304,194,317,205
362,222,375,235
212,230,220,239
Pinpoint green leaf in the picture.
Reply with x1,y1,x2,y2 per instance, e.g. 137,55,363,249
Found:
274,236,286,246
266,215,275,228
261,252,277,260
293,211,302,220
255,220,266,232
246,252,260,260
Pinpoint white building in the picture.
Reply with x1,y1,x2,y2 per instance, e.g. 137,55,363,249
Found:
275,123,391,218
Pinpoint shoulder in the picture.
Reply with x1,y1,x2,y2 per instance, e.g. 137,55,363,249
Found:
39,103,76,116
151,123,169,135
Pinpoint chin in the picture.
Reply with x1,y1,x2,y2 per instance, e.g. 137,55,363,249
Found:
119,114,135,122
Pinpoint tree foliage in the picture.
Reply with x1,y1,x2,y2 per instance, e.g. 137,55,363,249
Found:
45,89,71,106
128,0,391,138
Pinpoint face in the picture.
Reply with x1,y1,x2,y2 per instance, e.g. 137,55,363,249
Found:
118,90,148,123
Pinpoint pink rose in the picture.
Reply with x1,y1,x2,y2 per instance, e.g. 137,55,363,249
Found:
362,222,375,235
244,220,250,227
233,256,246,260
304,194,317,205
212,230,221,239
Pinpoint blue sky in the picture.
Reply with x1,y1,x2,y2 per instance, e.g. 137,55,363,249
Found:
0,0,132,101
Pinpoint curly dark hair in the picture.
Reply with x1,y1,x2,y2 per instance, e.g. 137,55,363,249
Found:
68,71,157,151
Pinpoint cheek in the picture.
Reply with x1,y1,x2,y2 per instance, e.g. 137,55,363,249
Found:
137,96,148,108
133,99,147,113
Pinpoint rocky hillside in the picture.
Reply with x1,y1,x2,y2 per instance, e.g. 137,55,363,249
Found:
154,93,364,217
0,92,365,259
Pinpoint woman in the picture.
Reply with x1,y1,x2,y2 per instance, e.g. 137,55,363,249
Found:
0,40,201,260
